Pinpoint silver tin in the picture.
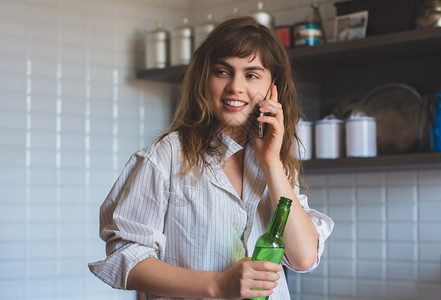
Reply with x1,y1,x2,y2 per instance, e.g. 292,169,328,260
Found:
170,18,193,66
145,22,169,69
249,1,274,29
193,14,216,50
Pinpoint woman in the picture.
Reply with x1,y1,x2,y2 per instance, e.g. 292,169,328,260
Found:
89,17,333,299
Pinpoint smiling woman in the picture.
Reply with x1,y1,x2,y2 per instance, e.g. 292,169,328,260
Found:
89,16,333,300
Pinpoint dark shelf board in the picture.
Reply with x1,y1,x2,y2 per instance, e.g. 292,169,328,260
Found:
136,65,187,83
289,27,441,69
302,152,441,174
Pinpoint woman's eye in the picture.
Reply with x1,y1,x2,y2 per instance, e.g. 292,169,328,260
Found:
246,73,259,79
214,69,229,77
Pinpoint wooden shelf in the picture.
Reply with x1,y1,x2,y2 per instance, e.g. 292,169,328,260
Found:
136,27,441,81
302,152,441,174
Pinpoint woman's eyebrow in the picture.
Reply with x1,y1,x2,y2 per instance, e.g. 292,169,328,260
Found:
213,60,265,72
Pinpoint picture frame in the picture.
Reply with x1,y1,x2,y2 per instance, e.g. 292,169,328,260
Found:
335,10,368,41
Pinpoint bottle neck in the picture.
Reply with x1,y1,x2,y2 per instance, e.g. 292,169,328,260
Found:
268,198,291,238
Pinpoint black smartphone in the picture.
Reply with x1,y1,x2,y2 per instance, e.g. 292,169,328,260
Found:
258,80,275,139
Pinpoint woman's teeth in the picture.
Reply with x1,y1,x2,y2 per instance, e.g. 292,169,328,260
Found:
224,100,246,107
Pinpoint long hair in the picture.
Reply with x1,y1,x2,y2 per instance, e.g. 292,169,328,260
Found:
158,16,303,186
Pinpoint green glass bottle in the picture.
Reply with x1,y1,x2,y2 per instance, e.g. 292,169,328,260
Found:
249,197,292,300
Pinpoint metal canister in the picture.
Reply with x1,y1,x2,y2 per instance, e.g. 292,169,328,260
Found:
193,14,216,50
249,1,274,29
170,18,193,66
145,22,169,69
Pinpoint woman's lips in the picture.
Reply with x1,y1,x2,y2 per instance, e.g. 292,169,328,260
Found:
222,99,248,111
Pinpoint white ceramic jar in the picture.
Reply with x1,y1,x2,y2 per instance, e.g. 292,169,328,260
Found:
346,112,377,157
315,115,344,159
296,119,314,160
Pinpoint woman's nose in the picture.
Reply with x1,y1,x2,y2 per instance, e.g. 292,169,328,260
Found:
226,75,245,94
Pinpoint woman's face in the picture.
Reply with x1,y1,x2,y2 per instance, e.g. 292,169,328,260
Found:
208,54,272,139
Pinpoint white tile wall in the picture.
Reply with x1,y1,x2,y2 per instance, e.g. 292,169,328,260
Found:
2,0,441,300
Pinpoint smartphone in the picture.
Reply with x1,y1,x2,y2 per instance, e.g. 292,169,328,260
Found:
258,80,275,139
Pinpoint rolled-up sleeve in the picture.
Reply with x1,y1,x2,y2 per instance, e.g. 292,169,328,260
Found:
88,151,169,289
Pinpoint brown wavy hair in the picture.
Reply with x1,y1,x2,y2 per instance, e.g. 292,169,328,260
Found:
158,16,303,186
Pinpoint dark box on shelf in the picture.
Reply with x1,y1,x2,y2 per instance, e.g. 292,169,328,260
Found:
334,0,416,36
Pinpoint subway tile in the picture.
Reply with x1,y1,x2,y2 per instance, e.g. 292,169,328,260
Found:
329,205,355,222
0,74,27,95
59,204,86,222
0,165,26,185
328,187,354,205
0,261,25,280
0,129,26,147
89,81,114,100
29,40,58,60
28,260,57,278
90,100,114,117
30,130,56,149
357,261,385,279
0,1,26,20
355,172,385,186
61,97,86,115
59,45,87,63
328,173,355,187
306,188,326,206
0,279,25,299
28,240,57,259
328,240,355,259
386,185,415,204
60,132,85,151
89,152,113,169
59,221,86,239
30,149,57,168
328,278,356,297
30,75,57,96
419,263,441,283
61,79,86,98
0,53,26,74
357,204,385,222
30,113,57,131
60,151,85,169
59,240,85,258
0,242,26,261
1,146,26,167
386,171,416,185
329,260,355,278
301,276,327,295
89,134,113,152
0,203,26,223
60,27,87,47
60,169,86,186
31,57,58,77
419,203,441,222
357,222,385,241
29,186,57,204
419,223,441,242
387,203,416,222
357,241,385,260
27,277,57,297
418,169,441,185
419,243,441,262
0,92,26,111
387,262,417,281
387,223,417,242
29,203,57,222
357,280,386,299
28,223,57,241
0,223,26,242
61,61,86,81
61,114,85,133
387,242,417,261
0,185,26,204
331,222,355,240
0,35,26,56
59,276,86,295
356,186,384,206
418,185,441,203
29,168,56,186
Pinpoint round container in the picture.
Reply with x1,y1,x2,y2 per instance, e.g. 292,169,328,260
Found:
193,14,216,50
293,22,322,47
296,120,313,160
170,18,193,66
249,1,274,29
145,22,169,69
315,115,344,159
346,113,377,157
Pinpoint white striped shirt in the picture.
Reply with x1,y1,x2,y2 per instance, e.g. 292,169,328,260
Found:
88,132,333,299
